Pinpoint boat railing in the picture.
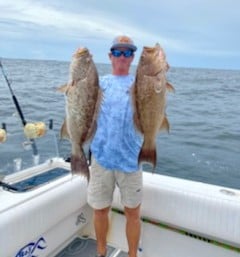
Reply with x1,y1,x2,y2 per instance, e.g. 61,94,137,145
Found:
0,119,62,176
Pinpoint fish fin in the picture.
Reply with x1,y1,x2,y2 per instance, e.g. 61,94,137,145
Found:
131,82,143,133
56,83,68,93
85,87,103,142
138,139,157,168
71,150,90,181
85,120,97,142
56,81,76,94
60,118,70,139
160,116,170,132
166,82,175,93
133,112,142,133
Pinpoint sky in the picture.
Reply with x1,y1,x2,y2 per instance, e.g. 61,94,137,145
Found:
0,0,239,70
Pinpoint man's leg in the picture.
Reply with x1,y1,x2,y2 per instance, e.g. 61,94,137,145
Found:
94,207,110,256
124,205,141,257
87,158,115,256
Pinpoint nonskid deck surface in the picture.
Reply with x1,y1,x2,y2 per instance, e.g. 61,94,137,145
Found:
55,237,128,257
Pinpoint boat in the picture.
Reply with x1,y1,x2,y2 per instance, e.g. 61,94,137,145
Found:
0,60,239,257
1,154,240,257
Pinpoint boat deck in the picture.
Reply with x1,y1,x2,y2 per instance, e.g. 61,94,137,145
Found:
55,237,128,257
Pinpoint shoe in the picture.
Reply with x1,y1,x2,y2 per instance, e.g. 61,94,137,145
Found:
96,254,105,257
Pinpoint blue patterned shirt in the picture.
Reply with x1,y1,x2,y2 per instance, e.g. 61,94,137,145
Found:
90,74,142,172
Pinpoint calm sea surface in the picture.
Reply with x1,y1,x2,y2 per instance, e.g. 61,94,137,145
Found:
0,58,239,189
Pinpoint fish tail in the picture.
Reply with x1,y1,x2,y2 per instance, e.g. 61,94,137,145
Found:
71,150,90,181
138,139,157,168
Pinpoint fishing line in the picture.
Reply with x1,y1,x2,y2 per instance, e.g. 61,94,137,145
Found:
0,59,39,157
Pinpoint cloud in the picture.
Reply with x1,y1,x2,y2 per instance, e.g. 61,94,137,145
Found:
0,0,239,68
0,0,177,46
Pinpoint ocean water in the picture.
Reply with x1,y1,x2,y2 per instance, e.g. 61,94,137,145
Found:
0,58,239,189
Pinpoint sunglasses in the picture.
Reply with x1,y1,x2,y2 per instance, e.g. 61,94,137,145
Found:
111,49,134,58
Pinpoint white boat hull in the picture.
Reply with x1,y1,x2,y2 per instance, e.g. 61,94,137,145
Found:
0,158,239,257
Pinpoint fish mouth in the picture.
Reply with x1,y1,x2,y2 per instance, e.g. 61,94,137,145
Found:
74,47,89,57
143,46,156,53
143,43,161,54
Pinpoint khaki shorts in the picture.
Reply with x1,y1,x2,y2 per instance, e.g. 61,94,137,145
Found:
87,157,143,210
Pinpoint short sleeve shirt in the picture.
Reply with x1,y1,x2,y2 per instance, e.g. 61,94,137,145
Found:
90,74,142,172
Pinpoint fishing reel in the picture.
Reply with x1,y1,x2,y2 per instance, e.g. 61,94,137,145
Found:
23,122,47,139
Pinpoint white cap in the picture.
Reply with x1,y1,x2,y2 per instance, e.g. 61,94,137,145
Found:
110,35,137,51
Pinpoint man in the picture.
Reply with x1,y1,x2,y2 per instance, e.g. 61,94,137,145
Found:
88,35,143,257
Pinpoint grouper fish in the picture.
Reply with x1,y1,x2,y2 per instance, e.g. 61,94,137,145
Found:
59,47,102,180
132,43,174,168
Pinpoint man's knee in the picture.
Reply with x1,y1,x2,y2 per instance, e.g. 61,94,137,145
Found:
94,207,110,218
124,205,141,220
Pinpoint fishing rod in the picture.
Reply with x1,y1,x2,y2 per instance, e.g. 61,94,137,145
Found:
0,59,38,156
